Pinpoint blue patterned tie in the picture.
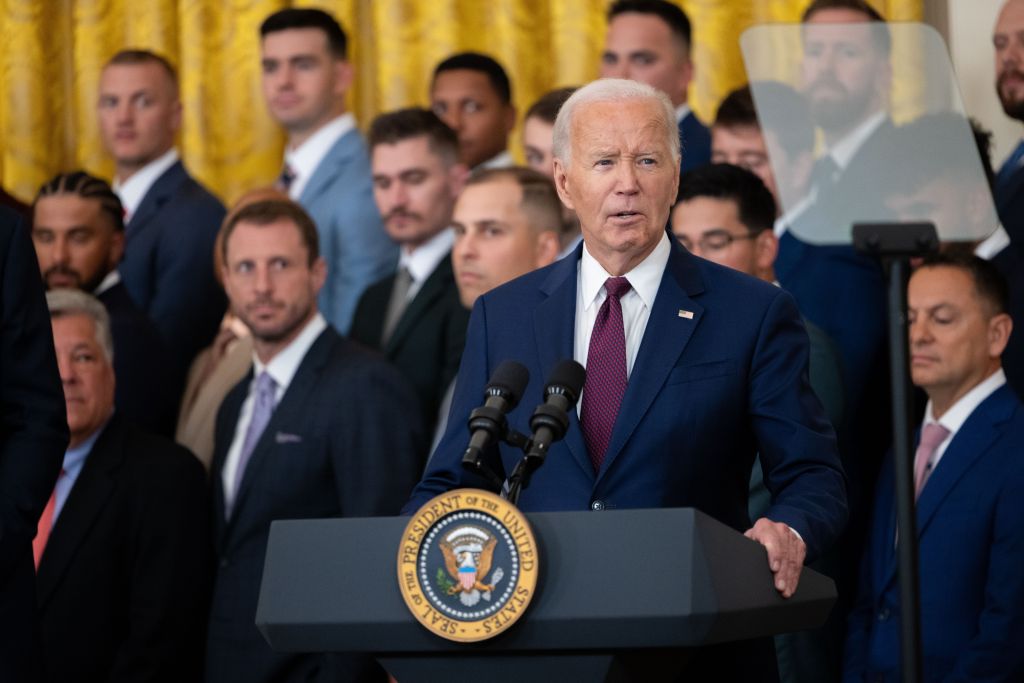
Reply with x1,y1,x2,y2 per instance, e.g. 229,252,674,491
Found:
232,371,277,505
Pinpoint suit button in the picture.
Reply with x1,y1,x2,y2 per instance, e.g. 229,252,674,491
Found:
591,500,605,511
877,607,890,622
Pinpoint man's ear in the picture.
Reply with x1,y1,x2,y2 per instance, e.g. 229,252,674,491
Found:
334,60,354,97
311,256,328,295
988,312,1013,359
754,230,778,275
535,230,561,268
552,158,575,211
108,231,125,269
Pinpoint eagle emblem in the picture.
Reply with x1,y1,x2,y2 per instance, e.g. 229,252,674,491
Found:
439,526,505,606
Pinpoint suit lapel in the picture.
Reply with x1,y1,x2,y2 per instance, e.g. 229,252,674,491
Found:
211,376,251,547
125,161,185,242
299,131,359,205
386,255,453,354
36,418,125,609
597,242,705,482
534,247,592,480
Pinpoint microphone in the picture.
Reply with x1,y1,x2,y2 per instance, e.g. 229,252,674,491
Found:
461,361,530,478
525,360,586,465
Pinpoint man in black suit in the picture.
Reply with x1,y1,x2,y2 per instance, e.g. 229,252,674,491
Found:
98,49,226,372
208,199,425,683
0,207,67,683
38,288,210,683
351,108,470,434
31,171,179,435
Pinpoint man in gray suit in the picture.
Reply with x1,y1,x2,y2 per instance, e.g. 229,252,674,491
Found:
259,8,397,334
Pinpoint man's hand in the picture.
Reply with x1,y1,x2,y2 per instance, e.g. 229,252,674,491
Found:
745,518,806,599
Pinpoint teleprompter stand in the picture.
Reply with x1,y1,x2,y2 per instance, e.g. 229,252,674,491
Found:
853,221,939,683
256,507,837,682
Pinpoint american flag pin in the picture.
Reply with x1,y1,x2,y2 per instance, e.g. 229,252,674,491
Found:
678,309,694,319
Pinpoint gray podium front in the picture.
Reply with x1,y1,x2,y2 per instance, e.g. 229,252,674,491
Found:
256,507,836,682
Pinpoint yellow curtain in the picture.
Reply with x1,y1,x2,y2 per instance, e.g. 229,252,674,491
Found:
0,0,920,205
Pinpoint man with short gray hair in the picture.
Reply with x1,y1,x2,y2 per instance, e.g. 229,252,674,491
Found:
37,288,211,683
407,78,847,680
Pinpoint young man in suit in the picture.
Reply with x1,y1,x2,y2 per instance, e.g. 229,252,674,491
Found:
31,171,178,435
38,289,210,683
208,199,424,683
406,79,847,681
600,0,710,173
98,49,226,373
350,108,470,434
259,8,396,335
430,52,517,170
0,208,67,683
843,254,1024,682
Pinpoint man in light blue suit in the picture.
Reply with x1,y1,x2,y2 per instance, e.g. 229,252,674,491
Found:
406,79,847,681
843,254,1024,682
259,8,396,334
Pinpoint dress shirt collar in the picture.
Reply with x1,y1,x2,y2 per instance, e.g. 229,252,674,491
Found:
113,148,179,221
579,231,670,313
974,224,1011,260
252,312,327,394
63,416,111,478
399,228,454,285
93,270,121,297
923,367,1007,436
826,111,885,171
284,113,356,199
675,103,692,124
477,150,514,170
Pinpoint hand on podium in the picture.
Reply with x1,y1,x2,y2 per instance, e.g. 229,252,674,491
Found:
745,518,807,599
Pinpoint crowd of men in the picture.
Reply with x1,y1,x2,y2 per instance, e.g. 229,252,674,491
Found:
1,0,1023,681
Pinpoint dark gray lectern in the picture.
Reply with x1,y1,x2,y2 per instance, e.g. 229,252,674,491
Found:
256,507,835,682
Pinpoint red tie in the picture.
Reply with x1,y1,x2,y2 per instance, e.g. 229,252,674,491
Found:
581,277,632,472
33,472,63,568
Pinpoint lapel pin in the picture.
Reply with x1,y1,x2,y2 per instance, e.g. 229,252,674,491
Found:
678,309,694,319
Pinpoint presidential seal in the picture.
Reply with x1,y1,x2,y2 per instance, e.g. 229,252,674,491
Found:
397,489,539,642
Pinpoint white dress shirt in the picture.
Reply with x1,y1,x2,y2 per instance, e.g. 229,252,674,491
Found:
674,103,692,125
826,111,886,172
220,313,327,508
113,148,179,223
398,228,454,302
975,224,1012,260
920,368,1007,475
284,113,356,200
477,150,514,170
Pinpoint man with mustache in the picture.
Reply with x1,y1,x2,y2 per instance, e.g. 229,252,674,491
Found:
207,199,424,683
31,171,179,435
350,108,470,435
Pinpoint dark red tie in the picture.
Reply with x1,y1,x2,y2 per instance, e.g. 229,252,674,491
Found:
581,277,632,471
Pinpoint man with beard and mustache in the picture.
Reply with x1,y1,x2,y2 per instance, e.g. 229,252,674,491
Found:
31,171,179,435
350,108,470,435
207,199,423,683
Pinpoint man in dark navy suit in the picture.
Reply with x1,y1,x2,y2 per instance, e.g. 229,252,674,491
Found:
600,0,711,173
31,171,178,435
98,49,226,372
406,78,847,681
844,254,1024,682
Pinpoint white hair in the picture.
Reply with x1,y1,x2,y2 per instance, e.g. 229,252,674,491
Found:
46,288,115,363
552,78,681,166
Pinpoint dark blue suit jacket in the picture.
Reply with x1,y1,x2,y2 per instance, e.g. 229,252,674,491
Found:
408,240,847,559
207,326,425,683
118,160,226,374
679,110,712,173
843,384,1024,682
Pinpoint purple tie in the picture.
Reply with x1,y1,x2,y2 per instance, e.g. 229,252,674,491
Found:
913,422,950,499
581,277,632,472
276,163,297,193
232,371,278,504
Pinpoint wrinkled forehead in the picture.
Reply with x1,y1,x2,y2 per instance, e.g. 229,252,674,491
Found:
570,99,671,150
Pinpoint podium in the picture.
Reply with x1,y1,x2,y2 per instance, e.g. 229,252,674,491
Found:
256,507,836,682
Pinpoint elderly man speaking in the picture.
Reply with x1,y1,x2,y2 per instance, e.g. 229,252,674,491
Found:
405,79,847,680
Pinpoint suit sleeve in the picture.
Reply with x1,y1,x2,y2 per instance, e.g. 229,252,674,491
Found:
749,289,848,560
0,213,68,581
945,457,1024,681
108,444,212,682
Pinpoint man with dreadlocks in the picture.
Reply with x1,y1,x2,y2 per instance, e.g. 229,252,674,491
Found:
32,171,179,436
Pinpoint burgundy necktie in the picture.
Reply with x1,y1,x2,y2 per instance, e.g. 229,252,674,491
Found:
913,422,950,499
581,277,632,472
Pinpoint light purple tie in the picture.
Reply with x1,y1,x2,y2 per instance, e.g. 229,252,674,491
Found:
581,277,632,472
913,422,950,499
232,371,278,502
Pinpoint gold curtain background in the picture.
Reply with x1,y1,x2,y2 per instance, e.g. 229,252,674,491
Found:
0,0,920,205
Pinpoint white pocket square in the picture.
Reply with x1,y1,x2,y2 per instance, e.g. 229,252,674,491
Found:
275,432,302,444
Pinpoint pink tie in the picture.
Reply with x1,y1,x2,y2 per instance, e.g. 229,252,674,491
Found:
914,423,950,499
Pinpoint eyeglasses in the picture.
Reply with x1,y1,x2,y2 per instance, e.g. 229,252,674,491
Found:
674,229,758,254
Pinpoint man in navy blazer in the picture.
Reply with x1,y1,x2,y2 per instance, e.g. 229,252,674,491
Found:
843,254,1024,682
207,199,424,683
600,0,711,173
259,8,397,334
98,50,226,373
407,79,847,680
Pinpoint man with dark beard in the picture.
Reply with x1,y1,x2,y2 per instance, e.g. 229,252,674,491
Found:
31,171,179,435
